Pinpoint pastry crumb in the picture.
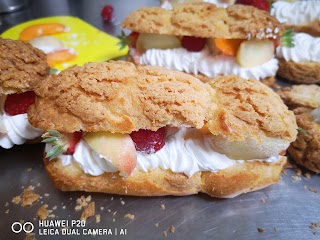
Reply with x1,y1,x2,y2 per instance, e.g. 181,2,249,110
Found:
27,168,32,172
37,204,49,220
291,176,301,182
52,206,57,210
261,199,266,204
12,196,22,205
274,227,278,232
44,193,50,197
308,187,318,193
75,195,91,211
295,168,302,176
257,227,264,233
95,214,101,223
5,209,9,214
100,207,104,211
25,232,36,240
80,202,95,221
304,172,311,179
5,202,9,207
124,214,135,220
310,223,320,229
113,218,115,222
162,231,168,238
170,225,175,234
155,223,159,227
121,200,125,205
160,204,166,210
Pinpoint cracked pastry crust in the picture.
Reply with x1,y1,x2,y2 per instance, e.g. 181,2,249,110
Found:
0,38,50,94
205,75,297,143
44,155,287,198
277,58,320,84
122,2,284,39
284,20,320,38
288,108,320,173
278,84,320,110
28,61,215,133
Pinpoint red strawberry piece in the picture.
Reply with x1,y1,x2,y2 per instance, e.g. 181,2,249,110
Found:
181,36,207,52
64,132,82,155
101,5,114,22
4,91,36,116
235,0,270,11
128,32,139,48
130,127,166,154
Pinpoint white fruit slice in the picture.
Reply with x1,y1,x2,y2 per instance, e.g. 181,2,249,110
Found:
136,33,181,51
84,132,137,177
236,39,275,68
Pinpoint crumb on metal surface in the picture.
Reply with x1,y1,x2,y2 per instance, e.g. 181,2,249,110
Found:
170,225,175,234
95,214,101,223
37,204,49,220
291,176,301,182
304,172,311,179
124,214,135,220
80,202,95,221
308,187,318,193
160,204,166,210
257,227,264,233
162,231,168,238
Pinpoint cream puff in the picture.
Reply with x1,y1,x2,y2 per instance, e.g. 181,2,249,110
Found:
0,38,49,149
27,61,297,198
271,0,320,37
121,2,287,86
276,33,320,84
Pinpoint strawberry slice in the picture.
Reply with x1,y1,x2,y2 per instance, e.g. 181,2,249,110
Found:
130,127,166,154
235,0,270,11
4,91,36,116
182,36,207,52
128,32,139,48
64,132,83,155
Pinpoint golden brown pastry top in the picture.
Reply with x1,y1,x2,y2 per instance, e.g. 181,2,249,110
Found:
122,2,284,39
28,61,215,133
279,84,320,110
0,38,50,94
206,75,297,142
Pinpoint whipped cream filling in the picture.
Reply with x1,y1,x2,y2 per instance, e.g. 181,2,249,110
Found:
139,47,278,80
52,128,281,178
311,107,320,124
0,95,43,149
271,1,320,26
276,33,320,63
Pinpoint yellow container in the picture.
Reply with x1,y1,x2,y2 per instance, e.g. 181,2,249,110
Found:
1,16,128,70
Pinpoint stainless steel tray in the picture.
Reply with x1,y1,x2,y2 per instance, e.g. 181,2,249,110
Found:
1,1,319,239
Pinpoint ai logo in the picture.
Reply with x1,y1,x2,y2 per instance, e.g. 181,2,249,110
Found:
11,222,34,234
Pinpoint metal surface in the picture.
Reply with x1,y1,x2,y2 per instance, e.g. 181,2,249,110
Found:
1,1,320,239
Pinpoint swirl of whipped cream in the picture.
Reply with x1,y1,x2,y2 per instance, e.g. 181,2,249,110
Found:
139,47,278,80
0,113,43,149
311,107,320,124
0,96,43,149
271,1,320,26
54,128,281,178
276,33,320,63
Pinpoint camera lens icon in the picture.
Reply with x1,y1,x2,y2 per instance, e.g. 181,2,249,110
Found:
11,222,34,233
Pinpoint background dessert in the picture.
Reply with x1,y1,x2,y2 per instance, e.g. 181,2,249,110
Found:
122,2,289,86
0,38,49,149
276,33,320,84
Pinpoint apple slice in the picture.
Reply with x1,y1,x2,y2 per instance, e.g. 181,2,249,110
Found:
236,39,275,68
84,132,137,177
136,33,181,51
